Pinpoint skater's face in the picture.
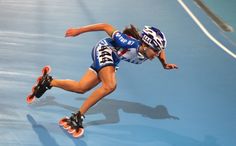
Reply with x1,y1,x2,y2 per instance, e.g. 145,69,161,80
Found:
142,44,161,60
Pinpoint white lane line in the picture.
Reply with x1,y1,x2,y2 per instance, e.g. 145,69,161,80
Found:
0,30,62,39
0,42,21,46
0,71,36,77
178,0,236,59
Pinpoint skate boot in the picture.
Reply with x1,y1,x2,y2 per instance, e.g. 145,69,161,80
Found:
34,74,53,98
59,111,85,138
26,65,53,104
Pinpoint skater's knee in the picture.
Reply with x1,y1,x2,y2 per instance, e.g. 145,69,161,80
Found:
102,82,117,93
76,87,88,94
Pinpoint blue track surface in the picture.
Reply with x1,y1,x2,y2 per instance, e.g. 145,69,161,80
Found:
0,0,236,146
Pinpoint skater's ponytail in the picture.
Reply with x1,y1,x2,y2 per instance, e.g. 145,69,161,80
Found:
123,24,142,41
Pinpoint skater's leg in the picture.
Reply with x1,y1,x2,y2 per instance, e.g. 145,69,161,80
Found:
50,69,100,94
79,66,116,114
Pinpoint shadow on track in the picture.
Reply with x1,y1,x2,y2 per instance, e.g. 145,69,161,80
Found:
30,96,179,127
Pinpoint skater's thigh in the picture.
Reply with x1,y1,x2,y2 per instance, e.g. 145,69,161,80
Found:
98,66,116,89
78,69,101,91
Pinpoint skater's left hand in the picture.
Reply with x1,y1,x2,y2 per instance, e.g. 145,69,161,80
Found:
164,64,178,70
65,28,81,37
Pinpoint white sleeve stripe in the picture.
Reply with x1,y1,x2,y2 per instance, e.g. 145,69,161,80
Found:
111,30,119,39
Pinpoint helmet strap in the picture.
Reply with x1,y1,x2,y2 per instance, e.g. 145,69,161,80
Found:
139,45,148,58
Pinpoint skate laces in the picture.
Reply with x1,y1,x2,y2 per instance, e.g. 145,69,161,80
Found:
69,111,84,129
45,75,53,89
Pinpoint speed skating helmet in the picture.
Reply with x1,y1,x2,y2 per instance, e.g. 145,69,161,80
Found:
141,26,167,51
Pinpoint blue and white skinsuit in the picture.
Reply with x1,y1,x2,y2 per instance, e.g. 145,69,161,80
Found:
90,30,148,73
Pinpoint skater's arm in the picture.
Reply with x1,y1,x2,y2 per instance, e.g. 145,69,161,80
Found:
65,23,116,37
158,50,178,70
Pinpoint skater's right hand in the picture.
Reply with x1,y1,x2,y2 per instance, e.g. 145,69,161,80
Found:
65,28,81,37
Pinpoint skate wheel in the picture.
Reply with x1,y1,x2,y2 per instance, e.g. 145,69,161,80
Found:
37,76,43,83
68,127,75,134
72,128,84,138
31,85,37,93
42,65,51,75
63,123,71,130
59,117,69,126
26,95,35,104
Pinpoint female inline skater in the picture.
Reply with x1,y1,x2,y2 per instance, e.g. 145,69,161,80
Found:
27,23,178,138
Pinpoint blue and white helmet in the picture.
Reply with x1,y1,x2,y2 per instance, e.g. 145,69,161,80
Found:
141,26,167,51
